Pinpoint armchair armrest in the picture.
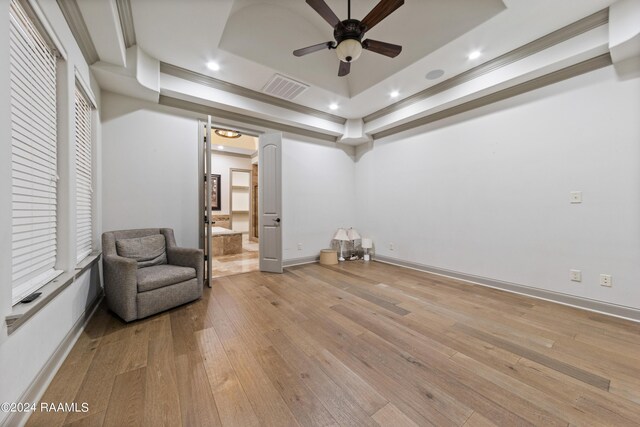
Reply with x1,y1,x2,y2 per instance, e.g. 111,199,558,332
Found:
167,247,204,285
102,254,138,322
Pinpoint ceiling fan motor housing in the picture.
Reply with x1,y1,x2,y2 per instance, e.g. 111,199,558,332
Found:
334,19,366,62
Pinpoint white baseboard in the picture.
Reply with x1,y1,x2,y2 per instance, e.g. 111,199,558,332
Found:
283,255,319,268
374,255,640,323
2,292,103,427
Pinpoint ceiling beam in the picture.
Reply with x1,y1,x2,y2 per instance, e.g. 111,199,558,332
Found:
56,0,99,64
371,53,612,140
159,95,339,143
115,0,136,48
363,8,609,124
160,62,347,125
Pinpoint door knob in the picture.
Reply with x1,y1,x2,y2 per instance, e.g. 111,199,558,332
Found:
274,218,281,223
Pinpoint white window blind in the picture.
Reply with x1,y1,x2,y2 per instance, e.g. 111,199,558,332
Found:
75,87,92,262
10,0,62,304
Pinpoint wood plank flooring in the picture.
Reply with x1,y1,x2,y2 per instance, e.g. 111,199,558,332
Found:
27,262,640,426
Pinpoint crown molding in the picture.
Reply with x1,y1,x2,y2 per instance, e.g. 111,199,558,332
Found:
56,2,611,145
56,0,99,64
160,62,347,125
159,95,338,143
363,8,609,124
115,0,136,48
372,53,612,140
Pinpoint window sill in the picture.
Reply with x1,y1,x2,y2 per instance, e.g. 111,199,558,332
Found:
5,252,102,335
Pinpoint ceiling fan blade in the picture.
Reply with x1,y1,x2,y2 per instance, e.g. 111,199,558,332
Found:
338,61,351,77
293,41,333,57
361,0,404,33
362,39,402,58
306,0,341,27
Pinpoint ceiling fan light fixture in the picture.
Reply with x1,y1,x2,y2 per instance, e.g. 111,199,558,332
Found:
294,0,405,76
336,38,362,62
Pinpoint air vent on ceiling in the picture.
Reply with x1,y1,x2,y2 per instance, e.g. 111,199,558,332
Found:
262,74,309,100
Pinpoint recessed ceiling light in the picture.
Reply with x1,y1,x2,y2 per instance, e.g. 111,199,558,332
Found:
215,129,241,138
390,90,399,98
217,145,224,150
468,50,481,60
329,103,338,110
206,61,220,71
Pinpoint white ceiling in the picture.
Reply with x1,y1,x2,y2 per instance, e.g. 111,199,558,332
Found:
211,129,258,155
124,0,616,118
219,0,505,97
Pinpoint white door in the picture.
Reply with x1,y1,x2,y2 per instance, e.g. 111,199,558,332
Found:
259,133,283,273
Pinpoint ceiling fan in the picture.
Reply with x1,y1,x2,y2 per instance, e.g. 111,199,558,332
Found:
293,0,404,77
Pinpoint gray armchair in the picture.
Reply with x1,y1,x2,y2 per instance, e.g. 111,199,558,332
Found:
102,228,203,322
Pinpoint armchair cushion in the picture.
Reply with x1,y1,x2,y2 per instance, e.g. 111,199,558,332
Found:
137,265,196,292
116,234,167,268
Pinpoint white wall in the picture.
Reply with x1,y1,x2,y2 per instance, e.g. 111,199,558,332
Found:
283,137,356,262
101,93,358,262
355,65,640,310
101,91,200,247
0,0,102,424
0,269,102,424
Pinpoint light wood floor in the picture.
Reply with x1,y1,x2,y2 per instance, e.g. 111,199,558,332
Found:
27,262,640,426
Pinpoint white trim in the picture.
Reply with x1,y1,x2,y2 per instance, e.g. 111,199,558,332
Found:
374,255,640,323
76,250,92,264
283,256,319,268
74,67,96,108
11,269,63,305
3,292,102,427
25,0,67,60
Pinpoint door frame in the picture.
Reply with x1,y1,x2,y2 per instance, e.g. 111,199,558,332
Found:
198,120,283,280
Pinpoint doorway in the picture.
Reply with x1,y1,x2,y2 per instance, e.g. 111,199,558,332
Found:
199,120,282,283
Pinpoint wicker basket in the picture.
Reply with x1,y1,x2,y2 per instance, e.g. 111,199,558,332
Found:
319,249,338,265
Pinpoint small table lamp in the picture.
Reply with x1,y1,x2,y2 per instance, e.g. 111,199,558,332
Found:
361,238,373,261
346,228,361,259
333,228,349,261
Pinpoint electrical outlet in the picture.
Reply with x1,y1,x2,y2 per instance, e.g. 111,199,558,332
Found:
389,243,395,251
570,270,582,282
570,191,582,203
297,243,302,251
600,274,612,287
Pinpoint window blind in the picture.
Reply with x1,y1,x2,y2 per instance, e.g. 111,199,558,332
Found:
10,0,61,304
75,88,92,262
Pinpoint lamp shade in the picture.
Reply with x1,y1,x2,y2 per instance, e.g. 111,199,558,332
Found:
346,228,361,240
361,238,372,249
333,228,349,241
336,39,362,62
